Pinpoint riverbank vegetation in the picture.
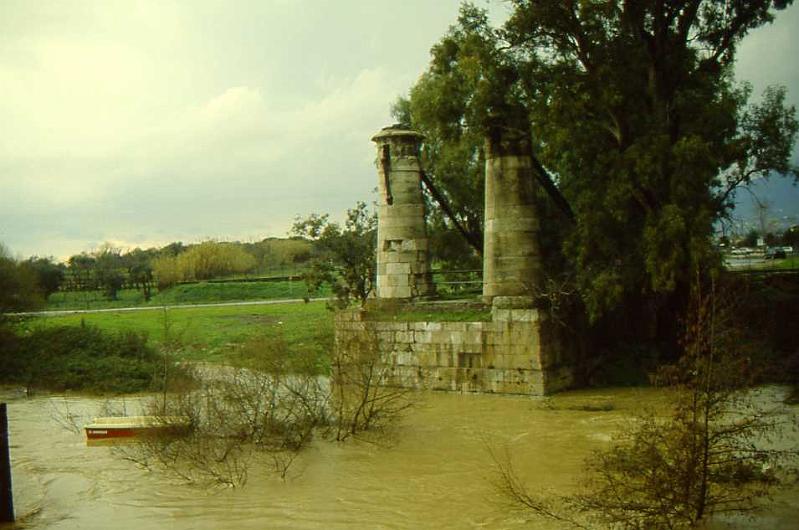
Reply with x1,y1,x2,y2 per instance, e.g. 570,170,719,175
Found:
10,238,315,307
1,244,45,314
1,248,335,391
0,325,170,393
17,301,334,368
114,328,412,487
493,278,798,528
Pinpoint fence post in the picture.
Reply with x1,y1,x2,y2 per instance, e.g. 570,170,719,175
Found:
0,403,14,522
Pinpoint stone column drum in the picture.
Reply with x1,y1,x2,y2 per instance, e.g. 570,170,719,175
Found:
371,126,435,300
482,125,542,302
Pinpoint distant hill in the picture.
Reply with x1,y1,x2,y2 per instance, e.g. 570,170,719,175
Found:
732,175,799,232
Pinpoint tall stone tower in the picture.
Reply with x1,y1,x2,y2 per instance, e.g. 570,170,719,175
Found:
371,125,435,300
482,123,542,303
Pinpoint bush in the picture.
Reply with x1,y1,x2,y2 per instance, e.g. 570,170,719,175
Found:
153,241,257,289
0,246,44,314
0,325,167,393
492,278,798,528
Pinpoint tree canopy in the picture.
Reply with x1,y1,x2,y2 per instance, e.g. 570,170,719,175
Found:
292,201,377,308
395,0,797,350
0,244,44,316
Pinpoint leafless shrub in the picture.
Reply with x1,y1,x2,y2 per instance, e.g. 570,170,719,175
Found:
491,278,798,529
115,329,411,486
488,445,590,529
47,397,83,434
115,359,328,487
330,331,414,442
98,398,130,417
523,272,580,327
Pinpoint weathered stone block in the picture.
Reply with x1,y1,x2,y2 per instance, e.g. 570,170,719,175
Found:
342,321,368,332
371,321,407,331
444,351,458,367
509,328,536,344
413,330,432,343
464,322,485,333
394,330,412,343
377,330,395,343
410,341,428,353
383,275,410,288
461,330,483,344
424,321,442,332
484,332,506,346
491,296,536,310
508,309,537,322
394,350,415,365
400,239,428,251
385,262,412,275
412,350,434,366
386,286,412,298
425,330,446,344
442,322,467,332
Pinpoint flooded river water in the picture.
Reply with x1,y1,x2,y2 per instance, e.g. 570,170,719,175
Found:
2,387,797,529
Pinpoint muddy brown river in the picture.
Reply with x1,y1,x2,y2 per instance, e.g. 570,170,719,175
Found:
2,387,797,529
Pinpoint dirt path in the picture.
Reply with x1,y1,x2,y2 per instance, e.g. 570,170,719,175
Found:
11,297,330,317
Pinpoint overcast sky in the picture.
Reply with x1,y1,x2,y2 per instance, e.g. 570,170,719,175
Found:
1,1,797,260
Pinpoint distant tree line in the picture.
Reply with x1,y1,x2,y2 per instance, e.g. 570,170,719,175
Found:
720,225,799,248
0,238,316,305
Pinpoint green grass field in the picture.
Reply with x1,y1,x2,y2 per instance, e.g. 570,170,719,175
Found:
29,281,490,380
364,306,490,322
46,280,329,311
741,255,799,271
22,301,334,369
770,256,799,270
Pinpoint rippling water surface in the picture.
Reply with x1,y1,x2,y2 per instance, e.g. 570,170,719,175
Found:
2,387,797,529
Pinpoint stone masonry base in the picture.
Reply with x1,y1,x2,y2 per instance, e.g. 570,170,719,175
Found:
334,297,573,396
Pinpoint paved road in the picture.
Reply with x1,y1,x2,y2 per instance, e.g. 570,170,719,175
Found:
11,297,329,317
725,256,768,269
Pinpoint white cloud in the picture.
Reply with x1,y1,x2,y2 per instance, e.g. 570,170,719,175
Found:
2,0,792,259
0,40,151,158
123,66,398,178
0,66,400,258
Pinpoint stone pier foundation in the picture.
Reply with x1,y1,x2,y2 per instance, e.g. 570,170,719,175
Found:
334,299,574,396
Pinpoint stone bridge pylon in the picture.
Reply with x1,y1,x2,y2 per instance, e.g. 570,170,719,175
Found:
371,126,435,300
333,124,575,396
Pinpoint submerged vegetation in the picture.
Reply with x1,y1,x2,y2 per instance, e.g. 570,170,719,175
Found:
114,329,413,487
493,278,799,528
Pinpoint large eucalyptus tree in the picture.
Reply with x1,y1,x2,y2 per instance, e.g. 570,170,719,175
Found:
396,1,797,352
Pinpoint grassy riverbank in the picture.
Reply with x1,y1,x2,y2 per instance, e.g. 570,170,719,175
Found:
0,325,169,393
3,300,334,393
19,300,334,368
